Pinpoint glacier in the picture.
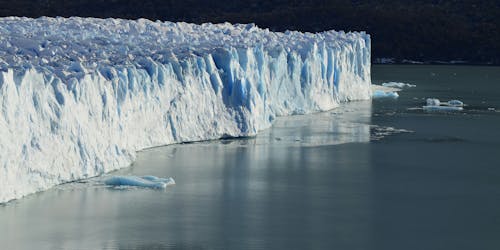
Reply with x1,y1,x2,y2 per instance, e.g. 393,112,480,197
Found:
0,17,371,203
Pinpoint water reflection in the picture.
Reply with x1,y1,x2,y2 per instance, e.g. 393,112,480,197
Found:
217,100,373,147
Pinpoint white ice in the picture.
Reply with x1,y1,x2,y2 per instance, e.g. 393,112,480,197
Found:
0,17,371,203
423,105,463,112
424,98,464,111
381,82,416,88
372,90,399,99
426,98,441,106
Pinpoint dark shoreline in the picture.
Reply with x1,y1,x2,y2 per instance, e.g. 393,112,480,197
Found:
373,62,500,67
1,0,499,66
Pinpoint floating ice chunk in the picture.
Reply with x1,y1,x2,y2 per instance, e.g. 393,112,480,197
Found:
447,100,464,107
373,90,399,99
104,176,175,189
423,105,463,112
427,98,465,107
424,98,464,112
426,98,441,106
382,82,416,88
401,59,424,64
140,175,175,183
370,125,413,140
371,84,400,93
375,58,395,64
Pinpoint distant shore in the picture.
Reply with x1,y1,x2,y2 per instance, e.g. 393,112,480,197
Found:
0,0,499,65
373,58,500,67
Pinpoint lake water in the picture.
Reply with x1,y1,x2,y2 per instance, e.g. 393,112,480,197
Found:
1,65,500,250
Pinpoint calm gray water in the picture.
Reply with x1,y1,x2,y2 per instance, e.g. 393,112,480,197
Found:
1,65,500,250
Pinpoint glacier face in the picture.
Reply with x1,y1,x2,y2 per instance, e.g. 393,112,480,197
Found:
0,17,371,203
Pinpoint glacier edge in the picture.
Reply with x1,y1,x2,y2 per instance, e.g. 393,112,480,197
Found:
0,17,371,203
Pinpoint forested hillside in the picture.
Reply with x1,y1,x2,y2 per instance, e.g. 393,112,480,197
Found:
1,0,499,64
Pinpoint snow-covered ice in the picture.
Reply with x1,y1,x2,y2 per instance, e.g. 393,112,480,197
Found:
104,175,175,189
0,17,371,203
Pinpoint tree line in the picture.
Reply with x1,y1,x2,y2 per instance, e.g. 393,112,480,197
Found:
0,0,499,64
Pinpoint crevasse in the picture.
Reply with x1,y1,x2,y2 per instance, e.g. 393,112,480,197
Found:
0,17,371,203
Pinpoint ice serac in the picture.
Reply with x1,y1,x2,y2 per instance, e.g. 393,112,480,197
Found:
0,17,371,203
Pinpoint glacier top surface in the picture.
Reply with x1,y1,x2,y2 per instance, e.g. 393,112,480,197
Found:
0,17,367,80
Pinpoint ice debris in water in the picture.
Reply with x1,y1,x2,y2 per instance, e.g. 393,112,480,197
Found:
371,84,400,99
426,98,441,106
372,90,399,99
104,176,175,189
447,100,464,107
381,82,416,88
0,17,371,203
423,98,464,112
370,125,413,140
423,105,463,112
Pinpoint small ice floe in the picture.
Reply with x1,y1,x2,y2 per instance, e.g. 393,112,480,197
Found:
372,84,400,99
423,98,464,112
381,82,416,88
406,107,422,111
104,175,175,189
447,100,464,107
375,58,395,64
423,106,463,112
426,98,441,106
370,125,413,141
373,90,399,99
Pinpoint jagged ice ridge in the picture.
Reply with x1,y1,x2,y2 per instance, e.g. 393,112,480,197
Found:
0,17,371,203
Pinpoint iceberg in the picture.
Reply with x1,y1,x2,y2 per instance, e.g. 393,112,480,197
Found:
371,85,400,99
372,90,399,99
0,17,371,203
423,98,464,112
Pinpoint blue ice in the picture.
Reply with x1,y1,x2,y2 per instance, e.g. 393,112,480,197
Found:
104,175,175,189
373,90,399,99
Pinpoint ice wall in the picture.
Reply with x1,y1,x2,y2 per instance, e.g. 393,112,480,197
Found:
0,17,371,203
